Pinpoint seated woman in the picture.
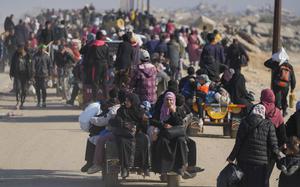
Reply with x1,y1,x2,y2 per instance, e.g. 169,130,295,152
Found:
151,92,189,179
112,93,148,178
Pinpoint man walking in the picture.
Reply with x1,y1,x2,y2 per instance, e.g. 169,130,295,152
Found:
32,45,52,107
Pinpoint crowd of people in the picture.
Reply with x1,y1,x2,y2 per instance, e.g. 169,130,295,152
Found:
1,4,299,186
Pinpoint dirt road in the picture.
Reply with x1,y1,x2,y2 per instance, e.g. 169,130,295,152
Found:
0,70,280,187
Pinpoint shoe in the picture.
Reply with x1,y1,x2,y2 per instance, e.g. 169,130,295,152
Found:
42,103,46,108
81,163,93,173
66,100,74,105
19,104,24,110
87,164,102,174
36,103,41,108
187,166,205,173
15,103,20,110
283,110,288,117
159,174,167,182
121,168,129,178
182,171,196,179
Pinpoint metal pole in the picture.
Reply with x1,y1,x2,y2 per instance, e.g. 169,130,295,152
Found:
147,0,150,13
272,0,282,54
271,0,282,89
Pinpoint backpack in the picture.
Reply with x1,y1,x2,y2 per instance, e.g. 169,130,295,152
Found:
181,78,195,98
276,64,291,87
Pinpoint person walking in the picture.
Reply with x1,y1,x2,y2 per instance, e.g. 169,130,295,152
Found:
167,34,180,81
264,50,296,116
9,44,31,109
226,38,249,72
114,32,134,88
32,44,52,107
85,31,109,100
131,49,157,105
227,104,282,187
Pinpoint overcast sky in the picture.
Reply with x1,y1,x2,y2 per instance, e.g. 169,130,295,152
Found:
0,0,299,24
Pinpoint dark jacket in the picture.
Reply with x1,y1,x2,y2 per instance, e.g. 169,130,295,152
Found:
167,39,180,68
264,59,296,91
228,114,280,165
201,43,225,65
178,75,196,99
84,40,109,83
226,43,249,70
4,17,15,32
199,55,220,82
38,28,54,45
226,71,251,107
54,51,75,69
4,34,17,55
286,110,300,159
10,51,31,80
115,41,133,70
155,41,168,55
32,51,52,78
53,24,68,41
14,24,29,45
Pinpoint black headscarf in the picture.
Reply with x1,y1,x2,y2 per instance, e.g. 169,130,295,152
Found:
117,93,144,123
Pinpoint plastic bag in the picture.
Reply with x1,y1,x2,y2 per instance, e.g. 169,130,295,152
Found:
289,93,296,109
47,79,53,88
79,102,102,132
217,163,244,187
28,84,36,95
272,47,289,65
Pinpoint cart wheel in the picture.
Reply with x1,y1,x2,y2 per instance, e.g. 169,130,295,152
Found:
167,173,180,187
103,173,119,187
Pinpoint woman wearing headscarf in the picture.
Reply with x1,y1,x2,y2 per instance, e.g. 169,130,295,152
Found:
260,88,287,181
151,92,188,180
227,104,281,187
279,101,300,187
112,93,146,178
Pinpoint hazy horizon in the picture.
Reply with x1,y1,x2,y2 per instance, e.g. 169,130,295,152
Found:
0,0,299,25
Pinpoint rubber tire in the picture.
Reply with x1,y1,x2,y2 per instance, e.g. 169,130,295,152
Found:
103,173,119,187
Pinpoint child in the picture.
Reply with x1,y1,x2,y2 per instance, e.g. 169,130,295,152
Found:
277,136,300,176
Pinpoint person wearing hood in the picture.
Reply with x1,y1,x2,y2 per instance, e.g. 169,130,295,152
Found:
112,93,145,178
152,80,180,120
226,69,253,115
264,51,296,116
131,49,157,104
260,89,287,180
227,104,281,187
114,32,134,88
85,30,109,100
151,92,189,179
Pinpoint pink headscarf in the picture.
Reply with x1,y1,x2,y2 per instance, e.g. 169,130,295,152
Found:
260,89,284,128
160,92,176,122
